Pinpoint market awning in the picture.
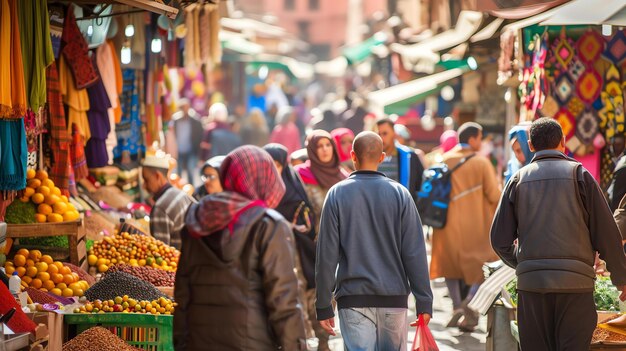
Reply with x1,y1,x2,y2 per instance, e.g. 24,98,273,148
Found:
390,11,483,73
342,32,387,64
501,4,562,32
539,0,626,26
114,0,178,19
246,55,314,80
487,0,568,19
220,31,264,56
368,64,473,116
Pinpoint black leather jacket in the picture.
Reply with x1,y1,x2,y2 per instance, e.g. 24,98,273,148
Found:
491,150,626,292
174,208,306,350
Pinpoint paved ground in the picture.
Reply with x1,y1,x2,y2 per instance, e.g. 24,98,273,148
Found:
327,279,487,350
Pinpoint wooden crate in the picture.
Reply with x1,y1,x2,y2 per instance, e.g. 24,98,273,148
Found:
6,219,87,270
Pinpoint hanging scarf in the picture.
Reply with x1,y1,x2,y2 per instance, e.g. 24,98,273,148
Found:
331,128,355,163
17,0,54,112
295,130,348,189
0,0,25,117
0,119,27,191
69,124,89,182
46,63,71,193
185,145,286,237
61,5,98,89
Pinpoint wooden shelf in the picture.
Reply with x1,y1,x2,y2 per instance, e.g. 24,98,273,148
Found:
6,219,87,270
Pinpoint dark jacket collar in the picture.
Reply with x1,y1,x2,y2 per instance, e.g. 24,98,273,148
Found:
531,150,571,163
350,170,387,178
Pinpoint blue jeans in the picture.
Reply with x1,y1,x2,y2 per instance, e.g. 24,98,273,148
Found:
339,307,408,351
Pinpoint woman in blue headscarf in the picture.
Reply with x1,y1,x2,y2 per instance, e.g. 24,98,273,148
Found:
504,122,534,183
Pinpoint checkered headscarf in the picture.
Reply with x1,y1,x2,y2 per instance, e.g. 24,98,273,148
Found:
185,146,285,237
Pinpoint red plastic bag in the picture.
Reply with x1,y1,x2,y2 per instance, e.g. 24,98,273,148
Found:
411,315,439,351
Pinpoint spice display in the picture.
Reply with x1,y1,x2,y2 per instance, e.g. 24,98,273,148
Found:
88,232,179,273
4,249,90,297
106,263,174,287
84,271,165,302
74,295,176,315
62,326,142,351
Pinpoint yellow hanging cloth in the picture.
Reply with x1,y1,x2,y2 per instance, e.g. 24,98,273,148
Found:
0,0,12,117
59,55,91,143
8,0,26,117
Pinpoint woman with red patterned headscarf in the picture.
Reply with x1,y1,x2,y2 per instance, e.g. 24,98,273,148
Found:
331,128,355,172
175,145,306,350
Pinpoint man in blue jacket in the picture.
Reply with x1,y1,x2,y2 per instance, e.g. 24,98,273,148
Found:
376,118,424,201
316,131,433,350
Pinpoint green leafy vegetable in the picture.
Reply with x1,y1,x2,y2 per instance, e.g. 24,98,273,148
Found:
4,200,36,224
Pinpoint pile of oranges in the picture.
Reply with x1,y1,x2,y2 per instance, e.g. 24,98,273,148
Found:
4,249,90,297
20,169,80,223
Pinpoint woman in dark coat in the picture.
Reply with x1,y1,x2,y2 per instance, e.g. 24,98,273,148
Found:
175,146,306,350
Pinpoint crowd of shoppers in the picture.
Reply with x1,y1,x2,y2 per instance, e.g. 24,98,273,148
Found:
148,89,626,350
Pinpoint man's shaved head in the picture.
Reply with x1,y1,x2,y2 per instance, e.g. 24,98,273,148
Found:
353,131,384,164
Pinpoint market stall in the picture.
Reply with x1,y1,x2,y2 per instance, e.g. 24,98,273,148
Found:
0,1,190,350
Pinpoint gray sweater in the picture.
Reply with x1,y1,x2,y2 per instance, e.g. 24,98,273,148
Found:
315,171,433,320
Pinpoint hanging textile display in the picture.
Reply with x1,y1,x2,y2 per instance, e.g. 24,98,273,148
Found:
85,58,112,169
551,30,576,72
46,64,71,194
598,64,625,140
17,0,55,112
113,69,145,160
0,0,27,118
61,6,99,89
209,4,221,65
96,40,122,163
183,3,221,67
70,123,89,182
577,109,600,144
576,68,603,104
519,33,547,121
0,119,28,192
577,30,605,64
59,56,91,142
604,30,626,64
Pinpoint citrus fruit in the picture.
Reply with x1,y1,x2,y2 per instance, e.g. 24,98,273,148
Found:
51,273,63,284
26,266,38,278
28,250,42,261
16,249,29,257
98,264,109,273
34,213,46,223
59,266,71,275
31,193,45,204
43,280,55,291
45,194,60,206
21,276,32,285
49,288,62,296
36,186,50,196
42,179,54,189
40,255,54,265
35,170,48,181
30,278,42,289
51,186,61,196
47,264,58,275
25,259,35,267
37,204,52,215
27,179,41,189
53,202,67,215
23,187,35,197
52,261,63,269
5,265,14,275
37,271,50,282
47,213,63,223
26,169,36,180
63,274,74,285
35,262,48,273
16,266,26,277
62,288,73,297
19,196,30,203
87,255,98,266
56,283,67,290
13,254,26,267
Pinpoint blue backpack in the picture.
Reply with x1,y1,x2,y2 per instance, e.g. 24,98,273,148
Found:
416,154,475,228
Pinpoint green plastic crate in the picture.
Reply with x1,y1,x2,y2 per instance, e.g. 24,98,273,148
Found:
64,313,173,351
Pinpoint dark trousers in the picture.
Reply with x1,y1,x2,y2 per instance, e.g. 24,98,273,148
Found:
517,291,597,351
